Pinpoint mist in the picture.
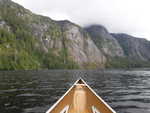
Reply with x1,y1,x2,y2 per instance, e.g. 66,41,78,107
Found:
12,0,150,40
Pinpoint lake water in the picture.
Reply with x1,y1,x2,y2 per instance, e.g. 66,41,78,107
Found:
0,69,150,113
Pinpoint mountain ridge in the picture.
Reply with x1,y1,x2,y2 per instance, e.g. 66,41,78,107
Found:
0,0,150,70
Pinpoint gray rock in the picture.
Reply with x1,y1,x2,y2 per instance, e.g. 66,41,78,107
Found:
59,21,106,68
85,25,125,57
112,33,150,61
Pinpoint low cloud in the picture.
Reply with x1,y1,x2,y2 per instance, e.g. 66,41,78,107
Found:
13,0,150,40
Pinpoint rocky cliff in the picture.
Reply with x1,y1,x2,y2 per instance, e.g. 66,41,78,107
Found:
0,0,150,70
85,25,124,58
0,0,106,70
58,21,106,68
112,33,150,61
85,25,150,68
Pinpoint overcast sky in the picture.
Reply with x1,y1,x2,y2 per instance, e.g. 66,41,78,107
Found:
12,0,150,40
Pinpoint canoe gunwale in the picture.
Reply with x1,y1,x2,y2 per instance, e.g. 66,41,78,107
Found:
46,79,80,113
46,78,116,113
80,79,116,113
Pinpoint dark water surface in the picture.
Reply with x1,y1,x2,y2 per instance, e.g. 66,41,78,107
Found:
0,70,150,113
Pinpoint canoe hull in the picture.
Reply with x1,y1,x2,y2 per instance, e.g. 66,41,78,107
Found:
46,79,116,113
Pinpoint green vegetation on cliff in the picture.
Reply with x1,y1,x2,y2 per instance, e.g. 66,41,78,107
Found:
0,1,78,70
106,57,150,68
1,0,150,70
0,28,39,70
0,28,78,70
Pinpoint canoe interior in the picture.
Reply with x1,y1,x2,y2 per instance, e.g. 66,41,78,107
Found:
46,79,116,113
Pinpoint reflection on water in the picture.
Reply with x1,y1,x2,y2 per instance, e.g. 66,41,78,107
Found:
0,70,150,113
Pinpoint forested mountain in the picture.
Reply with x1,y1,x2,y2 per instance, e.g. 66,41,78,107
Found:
0,0,150,70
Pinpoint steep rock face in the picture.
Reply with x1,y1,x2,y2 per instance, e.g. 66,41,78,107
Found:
112,33,150,61
1,0,150,69
58,21,106,68
29,17,63,53
85,25,124,57
0,0,106,69
0,0,64,53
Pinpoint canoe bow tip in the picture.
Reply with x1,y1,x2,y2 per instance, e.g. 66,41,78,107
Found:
46,77,117,113
75,77,86,84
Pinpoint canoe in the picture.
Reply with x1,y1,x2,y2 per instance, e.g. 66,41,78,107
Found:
46,78,116,113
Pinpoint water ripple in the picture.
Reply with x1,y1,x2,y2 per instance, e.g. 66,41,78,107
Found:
0,69,150,113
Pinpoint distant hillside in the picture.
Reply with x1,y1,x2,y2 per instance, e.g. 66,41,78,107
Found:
0,0,150,70
111,33,150,61
0,0,105,70
85,25,150,68
85,25,124,57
